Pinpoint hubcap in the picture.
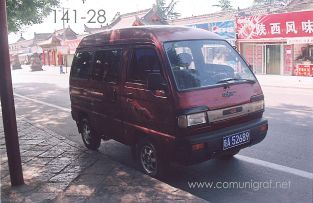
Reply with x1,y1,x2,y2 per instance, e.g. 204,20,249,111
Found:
82,122,91,145
140,144,157,175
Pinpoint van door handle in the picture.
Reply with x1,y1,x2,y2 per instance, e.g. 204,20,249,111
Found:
126,93,134,99
112,89,117,102
126,93,134,102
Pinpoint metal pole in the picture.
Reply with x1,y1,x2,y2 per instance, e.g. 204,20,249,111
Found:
0,0,24,186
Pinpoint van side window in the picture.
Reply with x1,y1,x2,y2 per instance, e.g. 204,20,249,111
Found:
128,48,161,84
71,51,93,79
92,49,122,82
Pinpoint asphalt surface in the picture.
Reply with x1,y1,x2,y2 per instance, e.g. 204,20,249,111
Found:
5,67,313,202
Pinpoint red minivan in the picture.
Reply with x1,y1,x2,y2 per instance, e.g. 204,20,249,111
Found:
70,26,268,177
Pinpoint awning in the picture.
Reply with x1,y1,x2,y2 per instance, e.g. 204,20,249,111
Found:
237,38,287,43
287,37,313,45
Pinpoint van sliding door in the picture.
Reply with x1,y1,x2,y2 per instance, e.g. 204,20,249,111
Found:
89,49,124,140
121,46,175,143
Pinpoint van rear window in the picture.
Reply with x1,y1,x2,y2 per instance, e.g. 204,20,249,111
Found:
71,51,93,79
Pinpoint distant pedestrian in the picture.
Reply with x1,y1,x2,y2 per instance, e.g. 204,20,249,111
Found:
60,64,65,74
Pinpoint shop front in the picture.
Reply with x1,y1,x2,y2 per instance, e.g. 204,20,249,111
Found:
236,10,313,76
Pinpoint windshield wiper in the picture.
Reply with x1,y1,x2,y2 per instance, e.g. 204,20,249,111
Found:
216,78,256,84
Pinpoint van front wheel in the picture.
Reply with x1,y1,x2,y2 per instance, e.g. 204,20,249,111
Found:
79,118,101,150
138,139,168,178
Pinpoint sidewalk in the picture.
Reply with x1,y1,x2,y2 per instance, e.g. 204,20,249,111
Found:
256,74,313,89
11,65,70,89
0,115,206,202
17,65,71,74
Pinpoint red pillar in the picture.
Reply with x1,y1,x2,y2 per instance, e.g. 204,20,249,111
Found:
42,50,46,65
48,50,51,66
52,50,55,66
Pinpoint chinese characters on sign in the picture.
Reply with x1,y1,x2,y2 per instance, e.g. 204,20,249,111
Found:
295,65,313,76
302,20,313,33
237,11,313,39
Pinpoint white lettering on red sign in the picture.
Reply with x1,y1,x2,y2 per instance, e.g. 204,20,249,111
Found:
270,23,281,34
302,20,313,33
286,21,297,34
256,23,266,36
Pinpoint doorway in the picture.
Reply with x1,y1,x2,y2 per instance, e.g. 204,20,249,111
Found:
265,45,281,75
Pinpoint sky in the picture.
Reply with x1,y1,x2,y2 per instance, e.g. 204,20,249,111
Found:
8,0,254,43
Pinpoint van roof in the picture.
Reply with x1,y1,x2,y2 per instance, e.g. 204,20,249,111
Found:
77,25,222,48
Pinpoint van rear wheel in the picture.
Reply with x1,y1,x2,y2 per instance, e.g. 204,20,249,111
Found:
138,138,168,178
79,118,101,150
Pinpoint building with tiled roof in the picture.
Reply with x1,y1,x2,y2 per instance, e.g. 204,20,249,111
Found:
9,34,34,57
37,27,78,67
84,6,167,34
33,33,52,42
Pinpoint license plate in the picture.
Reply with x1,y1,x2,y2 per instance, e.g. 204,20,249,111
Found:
223,130,250,150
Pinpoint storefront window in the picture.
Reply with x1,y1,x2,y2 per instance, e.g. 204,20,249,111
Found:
241,44,264,74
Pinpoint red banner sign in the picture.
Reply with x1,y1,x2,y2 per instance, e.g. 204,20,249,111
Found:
237,11,313,40
294,64,313,76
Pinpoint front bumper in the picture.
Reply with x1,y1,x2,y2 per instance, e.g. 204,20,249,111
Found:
173,118,268,165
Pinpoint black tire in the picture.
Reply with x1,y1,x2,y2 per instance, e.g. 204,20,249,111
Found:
79,118,101,150
218,150,240,159
138,138,168,178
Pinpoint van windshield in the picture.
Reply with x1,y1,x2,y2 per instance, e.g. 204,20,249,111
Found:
164,40,256,91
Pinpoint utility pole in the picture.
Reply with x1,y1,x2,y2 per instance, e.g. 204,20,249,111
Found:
0,0,24,186
62,7,69,73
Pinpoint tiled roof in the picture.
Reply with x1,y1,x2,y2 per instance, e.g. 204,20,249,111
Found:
34,33,52,42
169,0,312,25
84,7,167,34
283,0,313,11
17,36,26,42
53,27,78,40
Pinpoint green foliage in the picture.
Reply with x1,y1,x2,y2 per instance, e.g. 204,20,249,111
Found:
213,0,233,11
6,0,60,33
156,0,180,20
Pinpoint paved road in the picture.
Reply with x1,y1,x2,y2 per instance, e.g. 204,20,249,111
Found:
8,67,313,202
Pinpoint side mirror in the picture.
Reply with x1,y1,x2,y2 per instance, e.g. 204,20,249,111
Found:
147,73,167,91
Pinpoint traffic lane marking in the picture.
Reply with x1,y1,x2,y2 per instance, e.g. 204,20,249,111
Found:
266,106,313,114
14,93,313,180
14,93,71,113
236,155,313,180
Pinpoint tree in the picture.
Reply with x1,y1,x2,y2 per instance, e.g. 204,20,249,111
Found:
213,0,233,11
156,0,181,20
6,0,60,33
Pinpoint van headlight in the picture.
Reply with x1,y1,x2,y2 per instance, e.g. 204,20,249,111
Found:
178,112,207,128
252,100,265,112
